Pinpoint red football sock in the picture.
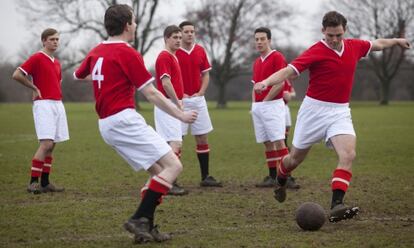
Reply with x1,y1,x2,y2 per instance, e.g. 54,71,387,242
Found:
331,169,352,192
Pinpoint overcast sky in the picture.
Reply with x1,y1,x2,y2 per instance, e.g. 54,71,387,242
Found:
0,0,323,66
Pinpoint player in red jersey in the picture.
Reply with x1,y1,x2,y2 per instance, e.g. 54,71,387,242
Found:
154,25,189,195
73,5,197,243
176,21,222,187
12,28,68,194
254,11,411,222
251,27,299,189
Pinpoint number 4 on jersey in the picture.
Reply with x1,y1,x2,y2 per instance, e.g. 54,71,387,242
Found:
92,57,104,89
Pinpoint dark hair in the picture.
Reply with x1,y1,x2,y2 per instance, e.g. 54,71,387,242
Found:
179,21,195,29
104,4,133,36
254,27,271,39
41,28,58,41
164,25,181,39
322,11,347,29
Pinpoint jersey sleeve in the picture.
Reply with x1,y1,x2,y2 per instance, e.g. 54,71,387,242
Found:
200,48,211,73
19,54,38,76
74,55,91,79
156,53,172,80
289,46,316,75
122,49,154,90
352,39,372,58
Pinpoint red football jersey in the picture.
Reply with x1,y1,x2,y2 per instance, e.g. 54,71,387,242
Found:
252,50,287,102
289,39,372,103
19,51,62,101
74,41,154,118
176,44,211,96
155,50,184,100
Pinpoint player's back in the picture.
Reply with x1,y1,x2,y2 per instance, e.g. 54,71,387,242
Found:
76,41,153,118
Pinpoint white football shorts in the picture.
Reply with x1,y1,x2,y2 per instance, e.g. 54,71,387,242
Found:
285,104,292,127
154,102,183,142
98,108,171,171
251,99,286,143
292,96,356,149
181,96,213,136
32,100,69,142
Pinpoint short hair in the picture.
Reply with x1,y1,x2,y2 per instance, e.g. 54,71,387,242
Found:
179,21,195,29
254,27,271,39
164,25,181,39
322,11,347,29
41,28,58,41
104,4,133,36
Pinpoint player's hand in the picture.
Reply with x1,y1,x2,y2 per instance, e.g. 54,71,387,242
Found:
254,82,267,93
402,39,411,49
183,93,190,98
32,87,42,100
181,110,198,123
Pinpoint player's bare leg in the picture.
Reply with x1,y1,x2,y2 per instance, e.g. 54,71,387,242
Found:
167,141,188,195
196,134,221,187
329,134,359,222
274,146,310,202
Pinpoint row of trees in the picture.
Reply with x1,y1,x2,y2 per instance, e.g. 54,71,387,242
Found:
2,0,413,106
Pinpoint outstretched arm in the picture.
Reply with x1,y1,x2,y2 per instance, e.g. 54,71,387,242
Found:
371,38,411,51
254,66,296,93
141,83,197,124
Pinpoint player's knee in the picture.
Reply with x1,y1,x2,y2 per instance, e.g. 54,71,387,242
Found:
40,141,54,153
173,161,183,175
340,149,356,163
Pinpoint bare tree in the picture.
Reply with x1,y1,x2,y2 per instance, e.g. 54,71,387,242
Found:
18,0,164,70
185,0,292,108
326,0,414,105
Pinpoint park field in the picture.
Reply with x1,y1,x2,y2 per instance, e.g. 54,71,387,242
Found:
0,101,413,248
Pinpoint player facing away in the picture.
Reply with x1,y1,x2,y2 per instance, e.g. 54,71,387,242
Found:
251,27,299,189
12,28,68,194
154,25,188,195
73,5,197,243
254,11,411,222
282,80,296,149
176,21,222,187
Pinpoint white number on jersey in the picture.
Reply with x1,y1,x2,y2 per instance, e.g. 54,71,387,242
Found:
92,57,104,89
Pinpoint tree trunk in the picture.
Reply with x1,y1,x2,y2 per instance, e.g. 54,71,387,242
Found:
216,81,227,108
379,79,391,105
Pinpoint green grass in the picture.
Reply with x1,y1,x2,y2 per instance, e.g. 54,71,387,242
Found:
0,101,413,248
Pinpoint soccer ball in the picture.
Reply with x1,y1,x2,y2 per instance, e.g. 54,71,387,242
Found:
295,202,326,231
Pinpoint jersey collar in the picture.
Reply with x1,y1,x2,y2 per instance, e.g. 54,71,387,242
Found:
179,43,196,55
260,50,276,62
39,51,55,62
320,39,344,57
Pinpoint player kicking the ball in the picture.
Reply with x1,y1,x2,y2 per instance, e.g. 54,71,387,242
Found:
73,4,197,243
254,11,410,222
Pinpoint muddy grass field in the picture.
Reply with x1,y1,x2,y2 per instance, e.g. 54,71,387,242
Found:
1,102,413,247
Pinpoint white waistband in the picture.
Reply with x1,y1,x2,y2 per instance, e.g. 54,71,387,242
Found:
303,96,349,108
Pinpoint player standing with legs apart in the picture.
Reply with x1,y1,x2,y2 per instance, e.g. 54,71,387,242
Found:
254,11,411,222
154,25,189,195
73,5,197,243
12,28,68,194
176,21,222,187
251,27,299,189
